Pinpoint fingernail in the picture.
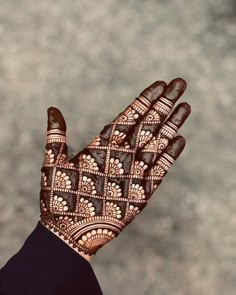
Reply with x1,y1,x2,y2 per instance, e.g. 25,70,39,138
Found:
140,81,167,102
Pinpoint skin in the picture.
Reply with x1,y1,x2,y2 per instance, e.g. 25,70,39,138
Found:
41,77,191,261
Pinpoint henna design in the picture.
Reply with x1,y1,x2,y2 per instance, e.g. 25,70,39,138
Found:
46,129,66,144
80,176,96,195
80,154,99,171
78,198,95,217
105,202,122,219
126,205,140,223
55,171,72,189
130,183,145,200
109,158,124,175
52,195,69,212
89,136,101,146
40,79,190,258
44,149,55,164
78,229,116,254
116,106,139,123
40,199,47,212
138,130,153,148
133,161,148,177
56,216,75,230
152,97,173,116
107,182,122,198
41,172,47,187
136,101,191,172
111,130,126,146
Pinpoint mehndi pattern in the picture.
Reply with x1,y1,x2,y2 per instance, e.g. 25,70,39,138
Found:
40,79,191,257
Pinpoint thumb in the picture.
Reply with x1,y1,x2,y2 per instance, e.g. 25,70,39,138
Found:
47,107,67,144
43,107,68,166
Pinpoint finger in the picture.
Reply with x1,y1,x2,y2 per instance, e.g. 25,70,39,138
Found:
47,106,66,141
90,81,167,147
140,102,191,163
145,136,186,196
43,107,68,166
124,77,187,150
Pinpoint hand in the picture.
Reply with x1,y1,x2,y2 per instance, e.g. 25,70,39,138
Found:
40,78,191,261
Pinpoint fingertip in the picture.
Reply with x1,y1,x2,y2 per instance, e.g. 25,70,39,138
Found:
177,102,191,113
163,77,187,102
47,106,56,113
172,77,187,90
47,106,66,132
140,80,167,102
175,135,186,147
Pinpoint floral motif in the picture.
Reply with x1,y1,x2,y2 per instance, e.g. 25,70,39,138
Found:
81,176,96,195
144,137,157,150
78,229,115,252
138,130,153,148
55,171,72,189
130,183,145,200
53,195,68,212
56,216,74,230
118,107,139,122
105,202,122,219
80,154,99,171
126,205,140,223
152,165,166,179
40,199,47,212
44,149,55,164
89,136,101,146
145,109,161,122
109,158,124,175
58,154,67,165
157,137,169,153
41,215,53,226
41,172,47,186
133,161,148,177
111,130,126,146
124,141,130,149
107,182,122,198
78,198,95,217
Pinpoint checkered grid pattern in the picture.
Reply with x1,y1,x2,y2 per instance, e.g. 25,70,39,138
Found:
40,95,178,255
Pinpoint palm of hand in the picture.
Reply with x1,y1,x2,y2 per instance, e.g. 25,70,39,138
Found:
40,78,190,257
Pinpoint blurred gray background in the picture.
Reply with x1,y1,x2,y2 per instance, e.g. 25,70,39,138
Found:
0,0,235,294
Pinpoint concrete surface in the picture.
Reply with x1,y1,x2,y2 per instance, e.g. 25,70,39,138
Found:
0,1,235,294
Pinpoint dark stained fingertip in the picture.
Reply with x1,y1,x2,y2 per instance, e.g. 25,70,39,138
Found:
140,81,167,102
168,102,191,127
47,106,66,131
165,136,186,160
163,78,187,102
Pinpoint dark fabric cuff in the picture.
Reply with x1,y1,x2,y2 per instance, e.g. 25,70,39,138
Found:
0,221,103,295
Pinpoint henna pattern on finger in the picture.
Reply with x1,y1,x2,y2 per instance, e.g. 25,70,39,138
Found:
40,82,189,257
138,102,191,167
88,95,152,149
87,81,166,149
145,136,186,194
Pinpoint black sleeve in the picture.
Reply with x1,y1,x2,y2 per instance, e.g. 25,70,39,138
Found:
0,221,103,295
